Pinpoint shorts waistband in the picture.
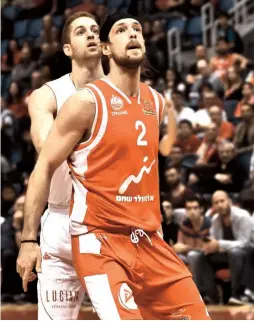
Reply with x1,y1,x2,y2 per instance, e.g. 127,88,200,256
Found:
48,203,69,212
85,226,156,237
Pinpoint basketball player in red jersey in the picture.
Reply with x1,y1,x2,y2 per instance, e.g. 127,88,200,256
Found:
18,13,209,320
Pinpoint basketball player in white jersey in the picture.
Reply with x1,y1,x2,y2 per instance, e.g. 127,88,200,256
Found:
16,11,103,320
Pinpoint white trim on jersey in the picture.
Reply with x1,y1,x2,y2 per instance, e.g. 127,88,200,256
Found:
100,78,134,104
69,84,108,231
148,87,160,125
76,87,99,148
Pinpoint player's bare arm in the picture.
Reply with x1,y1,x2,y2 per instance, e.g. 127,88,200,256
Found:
159,98,177,157
17,89,95,291
28,85,56,153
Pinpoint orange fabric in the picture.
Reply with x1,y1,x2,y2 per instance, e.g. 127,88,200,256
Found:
211,54,235,78
175,135,201,154
8,103,28,118
234,96,254,117
72,231,210,320
198,137,222,162
219,121,235,140
68,80,163,232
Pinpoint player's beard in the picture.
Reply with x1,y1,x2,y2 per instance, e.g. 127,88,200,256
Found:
112,51,144,69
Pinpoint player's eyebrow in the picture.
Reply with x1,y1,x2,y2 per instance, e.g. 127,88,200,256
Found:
73,24,98,32
114,21,141,28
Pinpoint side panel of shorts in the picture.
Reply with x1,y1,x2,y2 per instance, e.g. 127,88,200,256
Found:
38,208,84,320
37,272,84,320
40,208,75,278
72,233,143,320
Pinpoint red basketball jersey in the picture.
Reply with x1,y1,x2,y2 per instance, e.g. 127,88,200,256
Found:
68,79,165,235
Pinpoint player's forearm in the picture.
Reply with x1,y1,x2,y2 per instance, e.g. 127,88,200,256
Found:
22,164,53,240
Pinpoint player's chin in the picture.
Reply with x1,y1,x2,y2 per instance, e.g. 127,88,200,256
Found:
84,49,101,58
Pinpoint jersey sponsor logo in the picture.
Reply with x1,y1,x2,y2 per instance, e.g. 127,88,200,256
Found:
45,290,80,303
118,283,138,310
116,195,154,203
118,156,155,195
142,99,156,116
110,95,123,110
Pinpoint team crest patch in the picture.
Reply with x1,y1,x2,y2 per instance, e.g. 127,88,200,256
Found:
142,99,156,116
111,95,123,110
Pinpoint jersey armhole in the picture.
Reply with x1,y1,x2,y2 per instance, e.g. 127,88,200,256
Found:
73,87,99,151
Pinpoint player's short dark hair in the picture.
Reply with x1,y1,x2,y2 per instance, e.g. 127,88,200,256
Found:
185,195,203,207
61,11,96,45
178,119,193,129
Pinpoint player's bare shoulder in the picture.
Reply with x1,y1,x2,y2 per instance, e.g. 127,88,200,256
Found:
28,84,57,116
57,87,96,132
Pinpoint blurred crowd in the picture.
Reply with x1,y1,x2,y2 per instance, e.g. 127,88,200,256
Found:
1,0,254,307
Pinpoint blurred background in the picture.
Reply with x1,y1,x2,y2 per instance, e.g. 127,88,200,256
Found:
1,0,254,319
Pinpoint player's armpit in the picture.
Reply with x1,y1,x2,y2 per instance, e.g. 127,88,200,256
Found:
28,85,56,153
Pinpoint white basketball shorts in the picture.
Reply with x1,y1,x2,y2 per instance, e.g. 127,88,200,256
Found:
37,205,84,320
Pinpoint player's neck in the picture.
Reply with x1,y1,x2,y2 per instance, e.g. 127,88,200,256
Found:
71,59,104,89
107,65,140,97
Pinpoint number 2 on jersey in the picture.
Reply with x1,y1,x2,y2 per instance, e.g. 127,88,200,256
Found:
135,120,147,146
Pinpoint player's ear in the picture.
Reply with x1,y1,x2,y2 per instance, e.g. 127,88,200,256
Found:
101,42,111,57
63,44,72,57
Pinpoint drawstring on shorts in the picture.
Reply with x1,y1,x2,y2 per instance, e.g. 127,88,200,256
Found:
130,228,153,246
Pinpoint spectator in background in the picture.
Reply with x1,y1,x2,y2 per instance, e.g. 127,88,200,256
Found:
149,19,167,72
11,47,36,89
216,12,244,54
164,69,180,99
224,66,243,101
234,82,254,118
175,120,201,154
239,161,254,214
7,82,27,119
40,65,52,83
208,105,235,140
196,122,223,164
23,70,44,105
1,184,17,217
1,39,21,74
1,213,22,302
162,166,195,209
210,38,248,81
234,103,254,171
35,15,60,47
173,196,211,301
161,200,179,245
186,45,208,84
190,60,225,99
194,84,225,130
241,216,254,304
201,191,252,305
171,90,195,123
212,142,246,193
69,0,96,15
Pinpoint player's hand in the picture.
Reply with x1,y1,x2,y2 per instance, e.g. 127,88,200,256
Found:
16,242,42,292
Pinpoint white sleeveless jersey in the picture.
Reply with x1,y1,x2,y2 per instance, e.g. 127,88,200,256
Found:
46,74,77,207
